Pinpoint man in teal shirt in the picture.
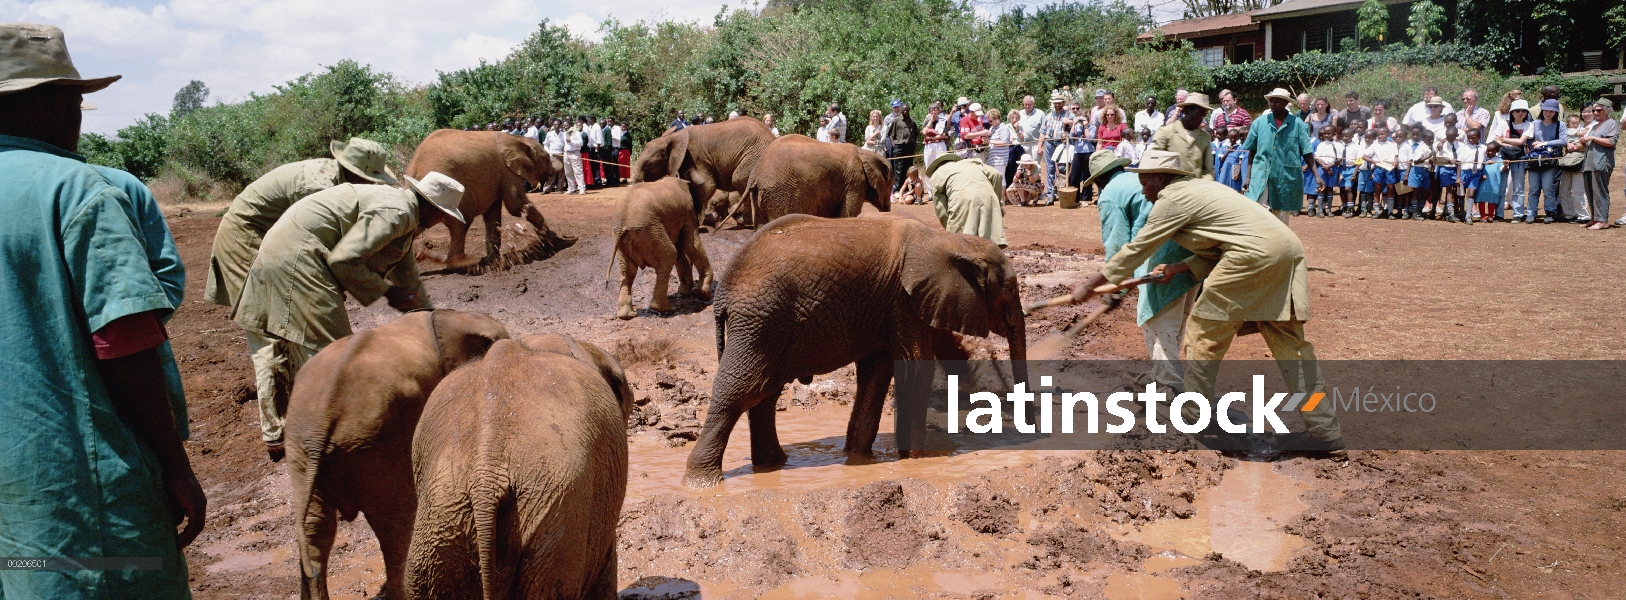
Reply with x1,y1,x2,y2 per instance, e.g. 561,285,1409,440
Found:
1083,149,1198,391
1243,88,1315,224
0,23,203,598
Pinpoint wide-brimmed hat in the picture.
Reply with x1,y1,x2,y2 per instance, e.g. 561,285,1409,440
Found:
330,138,398,185
925,152,961,177
1539,99,1560,113
1016,158,1038,166
1127,149,1194,177
1050,92,1066,104
404,172,466,224
0,23,121,97
1264,88,1294,102
1426,96,1445,107
1178,92,1214,111
1509,99,1531,114
1080,149,1132,189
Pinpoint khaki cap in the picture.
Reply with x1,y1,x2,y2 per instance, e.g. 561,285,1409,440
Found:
1126,149,1194,177
0,23,120,96
330,138,398,185
405,172,466,224
1079,149,1131,189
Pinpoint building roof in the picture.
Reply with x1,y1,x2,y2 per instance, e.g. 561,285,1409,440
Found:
1138,12,1260,41
1250,0,1412,20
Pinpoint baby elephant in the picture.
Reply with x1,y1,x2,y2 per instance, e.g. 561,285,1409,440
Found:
406,334,634,599
285,309,510,600
606,176,714,319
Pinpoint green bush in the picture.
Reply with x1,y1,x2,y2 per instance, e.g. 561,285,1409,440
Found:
80,113,169,180
1524,73,1612,111
1303,63,1510,117
1084,41,1214,110
1210,44,1498,104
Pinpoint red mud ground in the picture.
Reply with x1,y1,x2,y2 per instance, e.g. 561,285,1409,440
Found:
162,181,1626,599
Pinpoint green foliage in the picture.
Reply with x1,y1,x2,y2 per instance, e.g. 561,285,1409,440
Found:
1406,0,1445,45
1527,73,1612,108
1210,44,1496,103
1357,0,1390,44
78,113,169,180
171,80,208,118
1303,63,1509,116
1608,4,1626,48
1085,41,1213,109
1531,0,1575,71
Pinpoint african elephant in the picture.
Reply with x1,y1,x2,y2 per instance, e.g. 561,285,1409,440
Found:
631,118,776,218
285,309,510,600
406,129,572,269
684,214,1027,488
406,334,634,599
606,177,714,320
741,134,892,226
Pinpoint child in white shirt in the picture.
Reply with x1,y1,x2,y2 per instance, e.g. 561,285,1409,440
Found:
1312,125,1341,217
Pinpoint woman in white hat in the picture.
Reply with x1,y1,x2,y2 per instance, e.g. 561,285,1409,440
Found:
1495,99,1534,221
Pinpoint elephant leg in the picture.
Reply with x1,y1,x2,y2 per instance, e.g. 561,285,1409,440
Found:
683,227,714,299
584,545,618,600
296,486,338,600
366,503,415,600
845,352,894,459
480,201,503,265
443,219,474,268
747,389,789,468
648,233,677,314
673,236,696,296
615,251,638,320
685,397,746,488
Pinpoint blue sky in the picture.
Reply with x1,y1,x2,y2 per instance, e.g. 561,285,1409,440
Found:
3,0,1182,134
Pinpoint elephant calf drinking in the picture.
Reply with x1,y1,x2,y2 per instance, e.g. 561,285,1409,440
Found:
684,214,1028,488
407,334,634,599
607,176,714,319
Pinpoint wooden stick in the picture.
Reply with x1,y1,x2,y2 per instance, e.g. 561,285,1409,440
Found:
1022,274,1157,315
1028,293,1126,360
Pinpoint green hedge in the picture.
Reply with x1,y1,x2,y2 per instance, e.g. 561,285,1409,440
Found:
1210,44,1498,104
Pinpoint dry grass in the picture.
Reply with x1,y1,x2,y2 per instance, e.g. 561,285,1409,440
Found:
149,168,238,205
611,335,678,367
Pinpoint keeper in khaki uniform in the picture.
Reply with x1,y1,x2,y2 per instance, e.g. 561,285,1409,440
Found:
1070,149,1345,460
231,172,465,460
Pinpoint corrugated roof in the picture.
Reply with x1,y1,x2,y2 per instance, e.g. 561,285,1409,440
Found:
1251,0,1410,20
1138,12,1259,41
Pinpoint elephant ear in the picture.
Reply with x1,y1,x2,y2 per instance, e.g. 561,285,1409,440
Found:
561,335,637,420
902,232,993,338
499,141,536,181
665,131,691,178
860,151,892,208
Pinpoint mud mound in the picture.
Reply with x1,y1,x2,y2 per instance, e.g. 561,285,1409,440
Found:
843,481,927,569
1022,523,1149,570
951,483,1018,535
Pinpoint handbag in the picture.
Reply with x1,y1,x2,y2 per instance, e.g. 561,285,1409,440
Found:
1556,148,1585,171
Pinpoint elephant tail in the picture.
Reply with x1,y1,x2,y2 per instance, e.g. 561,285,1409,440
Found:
713,282,727,360
603,228,626,289
473,446,516,599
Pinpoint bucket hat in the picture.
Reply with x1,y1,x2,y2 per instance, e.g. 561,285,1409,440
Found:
1509,99,1531,114
0,23,120,97
1538,99,1560,113
1126,149,1194,177
1178,93,1214,111
1079,149,1131,189
925,152,961,177
404,172,466,224
1596,98,1614,111
330,137,398,185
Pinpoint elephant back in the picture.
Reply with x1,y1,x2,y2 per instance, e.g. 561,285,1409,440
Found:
405,129,513,220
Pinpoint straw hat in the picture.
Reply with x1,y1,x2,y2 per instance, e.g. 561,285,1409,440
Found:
0,23,120,97
1178,92,1214,111
956,96,971,107
1425,96,1445,107
1263,88,1294,102
1126,149,1194,177
1079,149,1131,189
1050,92,1066,104
330,138,398,185
404,172,467,224
925,152,961,177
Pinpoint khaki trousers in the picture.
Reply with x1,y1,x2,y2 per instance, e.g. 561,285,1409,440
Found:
245,330,319,443
1180,316,1341,442
1142,287,1197,392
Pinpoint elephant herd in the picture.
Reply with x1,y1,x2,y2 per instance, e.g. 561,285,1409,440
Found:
280,118,1026,599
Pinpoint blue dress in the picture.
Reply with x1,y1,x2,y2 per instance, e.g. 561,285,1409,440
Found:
1476,160,1504,204
1302,138,1321,196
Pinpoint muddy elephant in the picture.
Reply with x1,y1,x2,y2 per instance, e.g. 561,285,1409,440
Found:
606,177,714,320
285,309,510,600
406,334,634,599
406,129,572,269
684,214,1027,487
631,118,776,218
739,134,891,227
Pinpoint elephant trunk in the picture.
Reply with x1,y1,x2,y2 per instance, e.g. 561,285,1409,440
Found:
1006,317,1028,390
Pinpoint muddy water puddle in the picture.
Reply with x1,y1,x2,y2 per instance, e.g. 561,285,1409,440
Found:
1129,460,1308,572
